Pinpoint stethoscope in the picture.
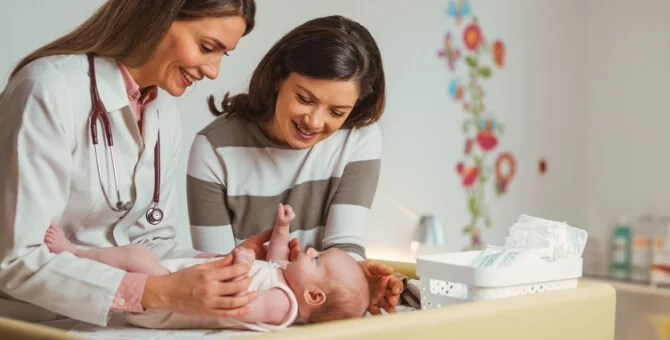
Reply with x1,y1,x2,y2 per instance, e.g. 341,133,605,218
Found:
87,53,164,225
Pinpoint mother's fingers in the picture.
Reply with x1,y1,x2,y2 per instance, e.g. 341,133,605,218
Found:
366,261,395,277
289,238,300,261
368,305,382,315
382,302,397,314
387,276,404,295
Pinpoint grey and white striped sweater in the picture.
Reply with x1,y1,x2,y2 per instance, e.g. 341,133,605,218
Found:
186,112,382,261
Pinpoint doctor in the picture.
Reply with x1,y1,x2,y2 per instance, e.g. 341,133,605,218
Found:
0,0,269,327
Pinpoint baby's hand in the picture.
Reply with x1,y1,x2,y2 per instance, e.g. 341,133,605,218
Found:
233,247,256,265
275,203,295,227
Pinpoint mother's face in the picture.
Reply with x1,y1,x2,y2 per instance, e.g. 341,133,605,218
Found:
270,73,360,149
137,16,247,96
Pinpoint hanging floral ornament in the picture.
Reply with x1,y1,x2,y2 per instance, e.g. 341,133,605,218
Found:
440,2,514,251
463,23,482,51
494,152,517,194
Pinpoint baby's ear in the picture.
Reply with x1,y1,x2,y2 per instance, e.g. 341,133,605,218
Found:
303,287,326,306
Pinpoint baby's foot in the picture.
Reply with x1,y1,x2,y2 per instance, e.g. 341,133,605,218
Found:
275,203,295,228
44,225,77,255
233,247,256,265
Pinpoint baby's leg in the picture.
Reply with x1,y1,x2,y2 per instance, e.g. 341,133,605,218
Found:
77,245,169,276
45,225,168,276
266,203,295,262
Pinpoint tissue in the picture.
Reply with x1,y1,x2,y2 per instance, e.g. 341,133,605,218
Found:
471,215,588,268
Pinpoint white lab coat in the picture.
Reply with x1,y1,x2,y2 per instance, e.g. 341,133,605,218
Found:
0,54,199,326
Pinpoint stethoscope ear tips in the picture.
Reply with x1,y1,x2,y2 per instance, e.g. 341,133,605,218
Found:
116,201,134,211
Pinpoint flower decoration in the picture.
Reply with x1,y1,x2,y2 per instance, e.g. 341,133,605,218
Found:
492,40,505,67
448,78,464,100
456,162,479,187
495,152,516,194
538,159,547,175
439,6,516,250
463,24,482,51
437,32,461,71
464,138,473,154
446,0,471,25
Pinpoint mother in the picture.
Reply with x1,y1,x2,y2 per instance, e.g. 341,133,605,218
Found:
188,15,402,314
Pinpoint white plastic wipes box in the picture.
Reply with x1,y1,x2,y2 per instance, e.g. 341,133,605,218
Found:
415,214,586,309
416,250,583,308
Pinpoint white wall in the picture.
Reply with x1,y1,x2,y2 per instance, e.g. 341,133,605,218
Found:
0,0,590,258
584,0,670,272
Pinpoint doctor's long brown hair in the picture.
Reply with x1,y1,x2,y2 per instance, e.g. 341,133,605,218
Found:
9,0,255,78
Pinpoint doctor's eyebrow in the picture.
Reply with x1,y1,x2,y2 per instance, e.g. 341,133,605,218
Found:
205,37,231,51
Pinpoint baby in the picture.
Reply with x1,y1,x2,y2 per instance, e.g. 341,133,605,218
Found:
44,203,370,331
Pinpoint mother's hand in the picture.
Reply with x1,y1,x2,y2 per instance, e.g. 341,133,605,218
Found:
360,260,403,315
141,253,257,318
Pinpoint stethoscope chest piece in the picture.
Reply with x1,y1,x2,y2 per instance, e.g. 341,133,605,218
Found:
146,207,164,225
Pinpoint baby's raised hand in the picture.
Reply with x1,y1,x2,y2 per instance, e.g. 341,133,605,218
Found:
233,247,256,265
275,203,295,228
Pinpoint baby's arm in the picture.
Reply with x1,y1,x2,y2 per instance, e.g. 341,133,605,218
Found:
265,203,295,262
233,288,292,325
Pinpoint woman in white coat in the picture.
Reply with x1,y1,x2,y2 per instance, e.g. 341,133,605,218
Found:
0,0,271,327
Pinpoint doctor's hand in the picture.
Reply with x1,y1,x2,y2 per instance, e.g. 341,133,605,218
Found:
141,253,256,318
360,260,403,315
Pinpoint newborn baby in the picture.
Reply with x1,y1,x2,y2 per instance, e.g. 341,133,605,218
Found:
44,203,370,331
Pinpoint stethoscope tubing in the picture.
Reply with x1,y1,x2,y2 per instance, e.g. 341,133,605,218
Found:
86,53,163,224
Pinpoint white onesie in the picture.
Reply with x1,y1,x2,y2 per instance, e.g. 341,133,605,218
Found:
124,258,300,332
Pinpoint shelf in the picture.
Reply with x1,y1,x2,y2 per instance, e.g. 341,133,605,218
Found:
584,273,670,298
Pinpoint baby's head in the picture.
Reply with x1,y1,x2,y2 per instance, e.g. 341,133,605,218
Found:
284,247,369,323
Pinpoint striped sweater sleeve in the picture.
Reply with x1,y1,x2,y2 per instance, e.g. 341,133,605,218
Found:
186,134,237,254
322,125,382,261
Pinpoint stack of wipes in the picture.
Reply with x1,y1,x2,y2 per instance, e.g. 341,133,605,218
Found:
471,214,588,268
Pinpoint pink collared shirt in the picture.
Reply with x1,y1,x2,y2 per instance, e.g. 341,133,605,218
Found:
109,63,219,313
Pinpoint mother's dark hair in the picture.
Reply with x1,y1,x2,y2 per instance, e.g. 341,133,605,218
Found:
209,15,386,128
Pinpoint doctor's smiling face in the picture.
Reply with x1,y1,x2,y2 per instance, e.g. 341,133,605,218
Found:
130,16,247,96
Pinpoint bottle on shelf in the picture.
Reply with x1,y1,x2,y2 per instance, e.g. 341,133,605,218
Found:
650,216,670,286
611,216,632,280
631,214,653,282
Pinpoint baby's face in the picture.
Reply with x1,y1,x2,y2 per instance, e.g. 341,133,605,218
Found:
284,247,331,288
